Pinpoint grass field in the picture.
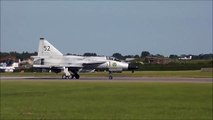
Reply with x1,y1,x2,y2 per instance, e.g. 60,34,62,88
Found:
1,80,212,120
1,70,212,78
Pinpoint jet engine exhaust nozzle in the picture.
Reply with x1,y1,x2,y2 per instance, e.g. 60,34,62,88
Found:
128,63,138,70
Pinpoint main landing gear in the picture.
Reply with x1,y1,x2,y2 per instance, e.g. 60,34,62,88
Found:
71,72,80,79
62,68,80,79
62,72,80,79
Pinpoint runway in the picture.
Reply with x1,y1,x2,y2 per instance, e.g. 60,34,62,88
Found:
1,76,212,83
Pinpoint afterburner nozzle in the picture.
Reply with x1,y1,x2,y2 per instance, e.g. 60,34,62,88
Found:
128,63,138,70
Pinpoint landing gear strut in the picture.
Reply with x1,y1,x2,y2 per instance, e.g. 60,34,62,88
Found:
109,71,113,79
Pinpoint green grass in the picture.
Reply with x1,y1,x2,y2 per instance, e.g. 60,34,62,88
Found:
1,80,212,120
1,70,212,78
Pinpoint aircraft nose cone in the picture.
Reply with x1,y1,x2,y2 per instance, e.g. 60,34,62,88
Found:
128,63,138,70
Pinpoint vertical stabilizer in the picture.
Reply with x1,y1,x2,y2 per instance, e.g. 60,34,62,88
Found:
38,38,63,56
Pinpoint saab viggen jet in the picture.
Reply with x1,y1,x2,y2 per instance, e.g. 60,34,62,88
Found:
32,38,138,79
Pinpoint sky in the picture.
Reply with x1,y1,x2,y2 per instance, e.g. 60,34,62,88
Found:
1,1,212,56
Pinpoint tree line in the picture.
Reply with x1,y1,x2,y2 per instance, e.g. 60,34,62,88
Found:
0,51,212,61
0,51,37,61
1,51,212,71
112,51,213,60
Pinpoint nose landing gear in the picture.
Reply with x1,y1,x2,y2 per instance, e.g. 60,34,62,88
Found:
109,71,113,79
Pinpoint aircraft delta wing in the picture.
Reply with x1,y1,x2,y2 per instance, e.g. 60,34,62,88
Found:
31,38,138,79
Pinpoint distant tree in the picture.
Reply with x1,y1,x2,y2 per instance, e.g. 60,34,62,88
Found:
169,54,179,59
83,53,97,56
123,55,135,59
112,53,124,60
134,55,140,58
199,54,213,59
141,51,150,58
0,51,37,61
66,53,72,55
0,52,9,57
178,54,213,60
154,54,164,57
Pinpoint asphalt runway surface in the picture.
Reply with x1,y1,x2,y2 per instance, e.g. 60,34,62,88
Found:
1,76,212,83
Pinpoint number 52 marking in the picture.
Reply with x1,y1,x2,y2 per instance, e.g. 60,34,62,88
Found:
44,46,50,51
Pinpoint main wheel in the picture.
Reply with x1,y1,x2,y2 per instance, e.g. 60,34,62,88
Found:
62,74,66,79
70,75,75,79
75,74,80,79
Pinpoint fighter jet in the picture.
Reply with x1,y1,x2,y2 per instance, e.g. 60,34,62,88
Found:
32,38,138,79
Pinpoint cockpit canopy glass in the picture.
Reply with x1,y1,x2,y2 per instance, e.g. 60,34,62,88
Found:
106,57,121,62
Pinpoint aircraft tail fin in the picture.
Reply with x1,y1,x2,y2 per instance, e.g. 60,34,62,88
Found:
38,38,63,56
